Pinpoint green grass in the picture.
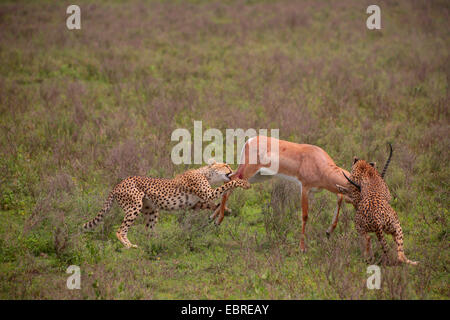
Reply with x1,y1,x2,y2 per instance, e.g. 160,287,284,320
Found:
0,0,448,299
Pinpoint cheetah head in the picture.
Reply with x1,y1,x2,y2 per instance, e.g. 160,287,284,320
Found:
351,157,376,180
337,143,394,201
206,159,233,185
348,143,393,184
338,158,377,195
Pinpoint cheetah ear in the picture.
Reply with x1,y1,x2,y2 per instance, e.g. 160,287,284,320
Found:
353,157,359,165
207,158,217,166
369,162,376,168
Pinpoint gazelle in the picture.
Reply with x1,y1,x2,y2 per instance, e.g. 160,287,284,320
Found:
211,136,387,252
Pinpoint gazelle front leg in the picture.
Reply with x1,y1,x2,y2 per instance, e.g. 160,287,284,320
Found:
300,187,310,253
211,190,232,223
213,164,259,225
326,193,344,237
197,178,250,224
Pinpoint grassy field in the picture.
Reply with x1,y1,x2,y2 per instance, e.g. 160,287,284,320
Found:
0,0,448,299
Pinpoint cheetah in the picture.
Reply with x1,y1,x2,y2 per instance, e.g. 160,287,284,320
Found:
83,160,250,248
337,148,417,265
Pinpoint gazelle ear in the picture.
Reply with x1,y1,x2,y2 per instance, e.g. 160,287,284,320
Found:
353,157,359,164
369,162,376,168
207,158,217,166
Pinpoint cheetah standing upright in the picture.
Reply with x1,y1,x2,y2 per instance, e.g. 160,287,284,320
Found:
337,149,418,265
83,160,250,248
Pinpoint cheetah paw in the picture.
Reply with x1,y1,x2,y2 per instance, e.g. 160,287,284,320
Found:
239,180,251,189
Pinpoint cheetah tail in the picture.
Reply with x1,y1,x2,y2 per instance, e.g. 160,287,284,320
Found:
83,191,115,230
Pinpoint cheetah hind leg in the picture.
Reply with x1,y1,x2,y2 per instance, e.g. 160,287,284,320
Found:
116,230,137,248
392,229,418,265
398,253,418,265
116,192,144,248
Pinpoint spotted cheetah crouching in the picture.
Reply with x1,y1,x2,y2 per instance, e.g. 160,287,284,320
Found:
83,160,250,248
337,152,417,265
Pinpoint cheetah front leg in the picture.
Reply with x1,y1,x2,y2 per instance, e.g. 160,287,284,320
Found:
356,224,374,264
192,200,218,211
194,178,250,203
190,177,249,224
191,200,231,218
361,233,374,264
142,198,159,236
144,209,159,236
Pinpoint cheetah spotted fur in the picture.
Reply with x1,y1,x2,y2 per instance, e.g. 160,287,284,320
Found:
83,160,250,248
337,157,417,265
